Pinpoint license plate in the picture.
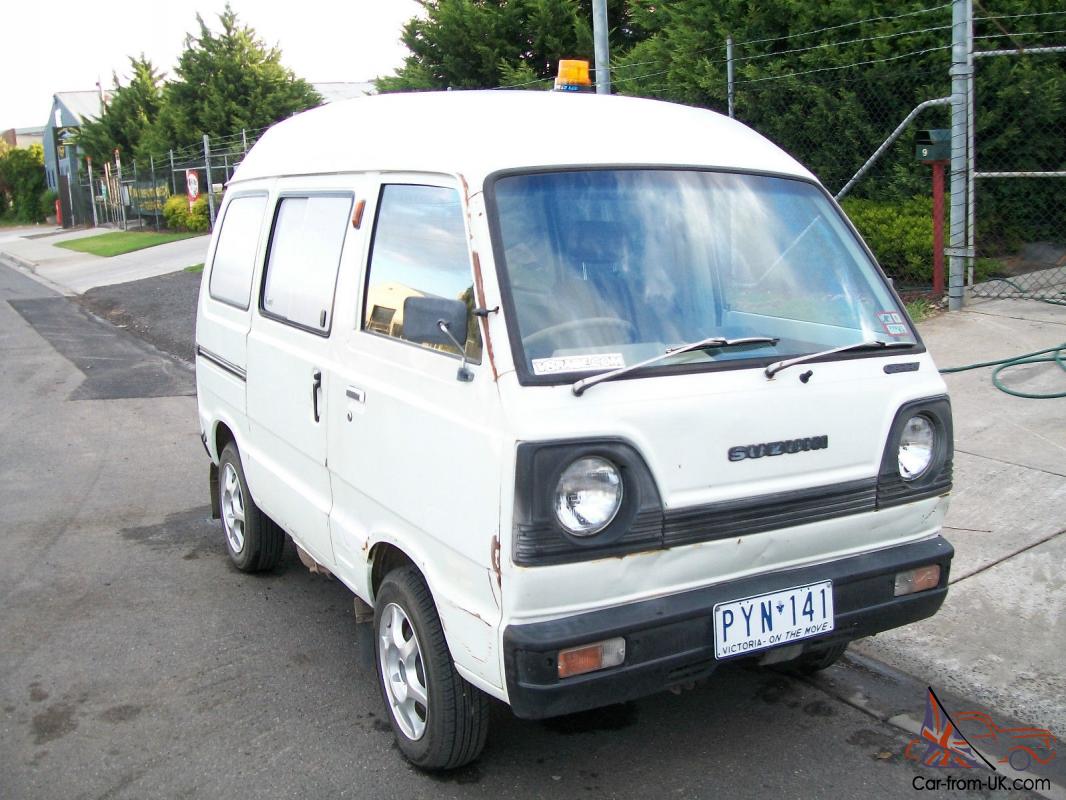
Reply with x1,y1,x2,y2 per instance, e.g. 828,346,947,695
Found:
713,580,834,659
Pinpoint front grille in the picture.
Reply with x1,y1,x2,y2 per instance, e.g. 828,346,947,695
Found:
662,478,879,547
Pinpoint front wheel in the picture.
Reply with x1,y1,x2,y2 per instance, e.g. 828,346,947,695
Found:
217,443,285,572
374,567,489,769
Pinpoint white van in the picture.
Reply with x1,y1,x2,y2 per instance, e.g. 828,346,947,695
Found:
195,89,954,769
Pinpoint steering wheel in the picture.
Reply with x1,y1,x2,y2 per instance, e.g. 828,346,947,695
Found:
522,317,636,351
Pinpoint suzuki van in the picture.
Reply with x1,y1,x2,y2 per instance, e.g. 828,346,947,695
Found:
195,88,953,769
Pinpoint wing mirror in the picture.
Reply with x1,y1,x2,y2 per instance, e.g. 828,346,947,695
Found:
402,296,474,382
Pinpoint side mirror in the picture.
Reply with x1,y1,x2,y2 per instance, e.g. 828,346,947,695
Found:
402,296,474,382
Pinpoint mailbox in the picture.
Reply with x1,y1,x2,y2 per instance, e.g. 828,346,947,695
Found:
915,129,950,162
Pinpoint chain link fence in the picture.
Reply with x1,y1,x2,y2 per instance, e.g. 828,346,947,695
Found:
72,125,270,233
970,46,1066,302
64,3,1065,308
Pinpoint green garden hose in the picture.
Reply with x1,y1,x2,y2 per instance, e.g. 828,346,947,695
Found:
940,343,1066,399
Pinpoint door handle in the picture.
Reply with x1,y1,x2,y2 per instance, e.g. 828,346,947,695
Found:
312,369,322,423
346,386,365,404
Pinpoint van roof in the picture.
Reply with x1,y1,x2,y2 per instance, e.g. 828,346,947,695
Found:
232,90,815,188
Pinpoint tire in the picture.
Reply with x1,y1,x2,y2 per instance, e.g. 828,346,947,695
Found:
776,641,849,675
374,566,489,770
217,443,285,572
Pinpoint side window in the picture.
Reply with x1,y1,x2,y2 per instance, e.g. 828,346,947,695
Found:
261,194,352,333
363,184,481,361
209,194,266,309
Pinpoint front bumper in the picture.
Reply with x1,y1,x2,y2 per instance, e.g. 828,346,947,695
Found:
503,534,953,719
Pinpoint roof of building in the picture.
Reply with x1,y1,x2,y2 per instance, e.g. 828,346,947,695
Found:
52,91,108,124
313,81,377,104
232,91,813,188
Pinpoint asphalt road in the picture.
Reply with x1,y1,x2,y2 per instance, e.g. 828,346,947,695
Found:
0,263,1048,799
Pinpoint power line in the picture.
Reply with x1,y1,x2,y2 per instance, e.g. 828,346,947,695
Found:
975,10,1066,23
733,44,949,85
733,24,952,63
731,2,951,48
974,28,1066,41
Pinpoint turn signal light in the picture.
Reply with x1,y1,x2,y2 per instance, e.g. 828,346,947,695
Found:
557,637,626,678
894,564,941,597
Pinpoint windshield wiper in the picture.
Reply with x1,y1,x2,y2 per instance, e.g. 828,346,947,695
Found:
764,339,913,380
571,336,779,397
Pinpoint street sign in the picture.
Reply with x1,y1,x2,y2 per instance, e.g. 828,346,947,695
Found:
186,169,200,210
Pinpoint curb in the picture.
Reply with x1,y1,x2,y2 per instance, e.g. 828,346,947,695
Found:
0,251,77,296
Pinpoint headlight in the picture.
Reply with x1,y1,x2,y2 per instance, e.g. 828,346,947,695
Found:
898,414,935,480
554,456,623,536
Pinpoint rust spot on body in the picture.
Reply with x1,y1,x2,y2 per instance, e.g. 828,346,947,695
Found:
490,534,501,585
472,251,499,380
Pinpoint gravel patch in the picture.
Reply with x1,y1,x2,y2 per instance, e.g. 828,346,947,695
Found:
77,269,201,363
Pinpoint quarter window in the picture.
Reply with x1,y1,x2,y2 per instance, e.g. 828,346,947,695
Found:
261,194,352,332
363,184,481,360
209,194,266,309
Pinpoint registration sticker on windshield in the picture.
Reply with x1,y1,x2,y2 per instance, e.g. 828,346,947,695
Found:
531,353,625,375
877,311,909,337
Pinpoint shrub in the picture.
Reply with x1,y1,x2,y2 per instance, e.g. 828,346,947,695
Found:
40,189,58,220
0,144,47,223
163,194,190,230
840,196,934,284
186,197,209,232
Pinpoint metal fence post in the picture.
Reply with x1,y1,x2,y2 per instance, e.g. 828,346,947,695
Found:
132,159,140,225
965,0,975,287
947,0,971,311
241,128,248,155
203,134,216,228
727,35,735,118
87,159,99,228
169,149,177,195
149,155,159,231
115,152,127,231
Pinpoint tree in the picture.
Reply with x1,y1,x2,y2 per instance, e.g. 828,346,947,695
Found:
77,56,164,165
0,144,47,222
377,0,637,92
139,4,321,156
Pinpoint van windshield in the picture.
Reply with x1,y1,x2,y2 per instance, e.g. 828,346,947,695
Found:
491,169,916,380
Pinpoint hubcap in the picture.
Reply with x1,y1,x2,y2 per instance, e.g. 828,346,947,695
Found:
220,463,246,554
378,602,428,740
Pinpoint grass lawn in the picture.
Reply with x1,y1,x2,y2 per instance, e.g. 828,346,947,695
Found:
56,230,203,257
185,263,204,273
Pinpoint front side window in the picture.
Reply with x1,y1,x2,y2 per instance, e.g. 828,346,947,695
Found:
209,194,266,309
491,169,915,380
363,184,481,361
261,194,352,332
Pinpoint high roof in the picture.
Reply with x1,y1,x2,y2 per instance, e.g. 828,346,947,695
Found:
232,91,814,188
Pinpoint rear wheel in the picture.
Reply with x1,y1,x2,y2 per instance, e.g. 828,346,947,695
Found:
218,443,285,572
374,567,489,769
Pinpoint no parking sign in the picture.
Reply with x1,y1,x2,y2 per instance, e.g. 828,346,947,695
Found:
186,169,200,210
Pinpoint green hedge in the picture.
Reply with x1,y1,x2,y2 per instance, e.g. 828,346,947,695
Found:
163,194,209,232
840,196,934,284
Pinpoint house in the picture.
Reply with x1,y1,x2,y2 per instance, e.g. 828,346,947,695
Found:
42,90,110,192
1,127,44,148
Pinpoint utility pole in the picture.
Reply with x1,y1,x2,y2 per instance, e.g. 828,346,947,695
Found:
947,0,971,311
592,0,610,94
726,35,736,118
